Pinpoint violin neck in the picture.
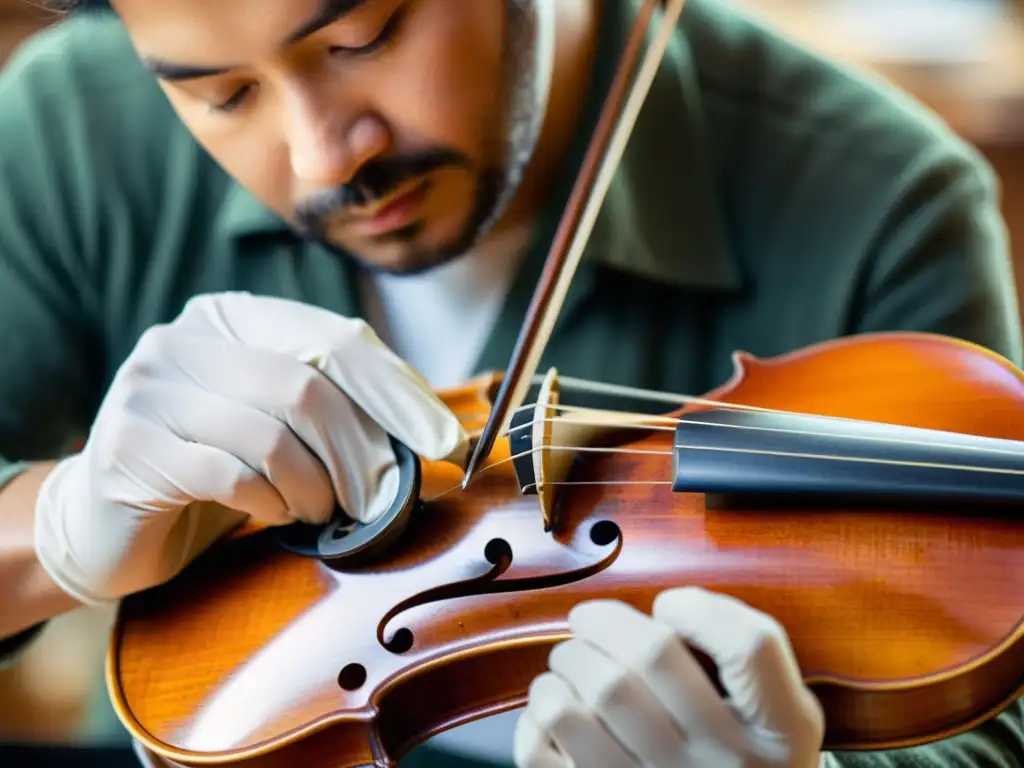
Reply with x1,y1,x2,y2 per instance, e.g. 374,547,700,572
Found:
671,409,1024,508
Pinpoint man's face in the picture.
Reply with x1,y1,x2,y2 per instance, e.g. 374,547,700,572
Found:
112,0,524,274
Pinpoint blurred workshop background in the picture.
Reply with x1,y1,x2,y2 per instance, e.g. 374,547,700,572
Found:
1,0,1023,758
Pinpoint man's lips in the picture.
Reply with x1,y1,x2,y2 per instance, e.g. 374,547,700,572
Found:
346,180,430,237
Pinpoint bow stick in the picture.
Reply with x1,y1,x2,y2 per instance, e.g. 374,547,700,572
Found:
462,0,688,488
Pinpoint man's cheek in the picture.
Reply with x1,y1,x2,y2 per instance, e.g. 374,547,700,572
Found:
387,6,505,141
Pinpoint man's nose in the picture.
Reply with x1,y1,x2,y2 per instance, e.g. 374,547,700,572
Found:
285,94,390,186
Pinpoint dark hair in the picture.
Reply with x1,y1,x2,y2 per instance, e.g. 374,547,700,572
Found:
31,0,74,11
43,0,118,16
38,0,88,11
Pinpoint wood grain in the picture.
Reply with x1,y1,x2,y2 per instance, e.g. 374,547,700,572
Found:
108,332,1024,767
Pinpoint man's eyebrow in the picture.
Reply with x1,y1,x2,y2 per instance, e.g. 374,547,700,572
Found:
143,0,370,82
143,60,231,82
284,0,370,46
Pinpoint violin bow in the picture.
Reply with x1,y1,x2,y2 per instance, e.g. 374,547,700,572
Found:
462,0,688,488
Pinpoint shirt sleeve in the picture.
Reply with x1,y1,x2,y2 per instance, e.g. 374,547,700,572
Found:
849,140,1023,367
834,143,1024,765
829,697,1024,768
0,20,111,662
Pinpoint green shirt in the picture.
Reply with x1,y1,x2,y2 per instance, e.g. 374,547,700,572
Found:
0,1,1022,766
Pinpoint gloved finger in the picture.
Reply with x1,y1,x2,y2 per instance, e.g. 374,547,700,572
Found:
548,638,686,768
652,587,824,740
135,380,336,525
522,672,637,768
98,411,289,523
567,600,733,736
175,293,469,463
135,330,403,523
513,709,570,768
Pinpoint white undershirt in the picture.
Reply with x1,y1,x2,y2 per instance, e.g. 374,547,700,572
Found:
359,227,534,762
360,224,533,389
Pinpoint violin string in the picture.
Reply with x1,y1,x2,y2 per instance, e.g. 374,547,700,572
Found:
499,403,1024,460
504,372,830,418
437,373,1022,503
504,408,678,432
503,373,1024,452
519,480,674,492
666,444,1024,474
424,435,1024,504
541,374,708,407
520,444,1024,494
422,444,674,503
501,379,778,420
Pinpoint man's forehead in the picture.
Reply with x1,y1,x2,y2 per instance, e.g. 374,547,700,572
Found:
113,0,378,76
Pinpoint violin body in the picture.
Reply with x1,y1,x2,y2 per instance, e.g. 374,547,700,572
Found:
107,332,1024,767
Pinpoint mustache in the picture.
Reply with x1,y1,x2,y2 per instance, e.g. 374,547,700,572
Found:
294,147,470,232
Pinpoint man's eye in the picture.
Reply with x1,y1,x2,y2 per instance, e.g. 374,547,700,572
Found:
333,5,406,56
210,84,255,114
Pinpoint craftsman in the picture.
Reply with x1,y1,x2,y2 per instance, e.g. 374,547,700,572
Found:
0,0,1021,766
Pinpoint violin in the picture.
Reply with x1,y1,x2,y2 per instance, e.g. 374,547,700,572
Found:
108,331,1024,767
105,0,1024,765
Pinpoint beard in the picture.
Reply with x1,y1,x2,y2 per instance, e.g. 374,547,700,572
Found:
293,0,556,276
302,164,505,277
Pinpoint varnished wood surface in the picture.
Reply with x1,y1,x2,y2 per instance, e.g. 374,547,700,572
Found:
109,332,1024,767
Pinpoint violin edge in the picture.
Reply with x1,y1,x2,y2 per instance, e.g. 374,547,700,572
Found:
104,328,1024,766
105,615,1024,764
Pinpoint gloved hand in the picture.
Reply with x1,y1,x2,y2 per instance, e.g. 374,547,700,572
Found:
514,586,827,768
34,292,468,606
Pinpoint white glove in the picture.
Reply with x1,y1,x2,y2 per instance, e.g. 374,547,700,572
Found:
34,292,468,606
514,587,826,768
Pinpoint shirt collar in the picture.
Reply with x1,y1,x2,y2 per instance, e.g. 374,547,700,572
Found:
218,0,742,293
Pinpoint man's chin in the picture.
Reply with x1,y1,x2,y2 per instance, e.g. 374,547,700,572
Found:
363,248,466,277
312,223,475,277
303,175,502,276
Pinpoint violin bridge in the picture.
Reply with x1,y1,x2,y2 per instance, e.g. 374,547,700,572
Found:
531,368,656,531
